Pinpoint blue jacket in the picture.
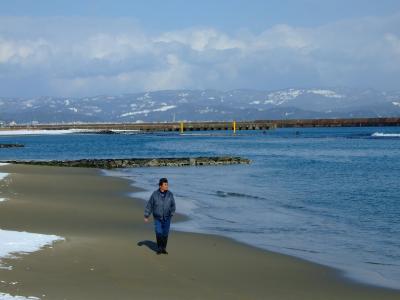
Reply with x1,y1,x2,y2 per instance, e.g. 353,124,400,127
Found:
144,189,176,219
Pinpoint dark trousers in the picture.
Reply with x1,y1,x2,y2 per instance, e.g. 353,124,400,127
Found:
154,216,171,236
154,216,171,250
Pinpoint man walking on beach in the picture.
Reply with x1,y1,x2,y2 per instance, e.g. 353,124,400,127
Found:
144,178,176,255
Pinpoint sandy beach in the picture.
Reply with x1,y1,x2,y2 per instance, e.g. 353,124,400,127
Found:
0,163,399,300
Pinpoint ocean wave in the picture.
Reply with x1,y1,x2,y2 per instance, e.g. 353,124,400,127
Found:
345,133,374,139
215,190,265,200
371,132,400,137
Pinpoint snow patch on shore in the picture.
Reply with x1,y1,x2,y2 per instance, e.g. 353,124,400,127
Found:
108,129,140,133
0,229,64,267
0,293,40,299
0,292,40,300
0,129,91,136
0,163,61,300
0,229,64,299
0,129,141,136
0,170,9,203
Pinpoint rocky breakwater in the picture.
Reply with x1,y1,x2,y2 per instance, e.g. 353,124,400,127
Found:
0,143,24,148
2,156,251,169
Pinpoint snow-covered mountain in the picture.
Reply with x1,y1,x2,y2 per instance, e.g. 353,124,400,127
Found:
1,88,399,124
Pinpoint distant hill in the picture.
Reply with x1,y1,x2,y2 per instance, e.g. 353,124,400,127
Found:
1,88,400,124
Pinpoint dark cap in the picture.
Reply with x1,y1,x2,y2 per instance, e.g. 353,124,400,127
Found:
159,177,168,186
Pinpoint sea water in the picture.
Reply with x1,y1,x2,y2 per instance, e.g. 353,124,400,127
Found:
0,127,399,289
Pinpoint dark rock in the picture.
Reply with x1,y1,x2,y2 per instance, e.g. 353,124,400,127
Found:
91,130,120,134
0,143,24,148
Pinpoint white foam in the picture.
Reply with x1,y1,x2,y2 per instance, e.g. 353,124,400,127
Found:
0,198,7,202
0,163,10,166
372,132,400,137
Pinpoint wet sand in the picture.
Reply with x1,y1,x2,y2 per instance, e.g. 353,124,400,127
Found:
0,163,399,300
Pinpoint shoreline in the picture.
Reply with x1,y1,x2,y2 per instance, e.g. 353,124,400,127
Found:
102,166,400,292
0,163,399,299
102,168,400,292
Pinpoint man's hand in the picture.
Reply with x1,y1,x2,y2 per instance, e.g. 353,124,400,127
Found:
144,217,149,223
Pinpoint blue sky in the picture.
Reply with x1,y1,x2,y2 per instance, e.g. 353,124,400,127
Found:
2,0,399,31
1,0,400,96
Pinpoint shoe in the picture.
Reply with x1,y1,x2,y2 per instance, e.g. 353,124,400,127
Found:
161,235,168,254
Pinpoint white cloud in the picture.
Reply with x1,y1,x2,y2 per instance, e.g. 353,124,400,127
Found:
76,32,152,60
252,24,313,51
384,33,400,57
155,28,245,51
0,14,400,96
0,37,51,64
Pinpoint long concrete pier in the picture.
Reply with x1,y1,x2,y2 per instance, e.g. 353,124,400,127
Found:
0,117,399,133
1,120,276,132
270,117,400,128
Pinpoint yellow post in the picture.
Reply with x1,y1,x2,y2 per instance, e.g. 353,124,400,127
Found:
180,121,184,133
233,120,236,134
